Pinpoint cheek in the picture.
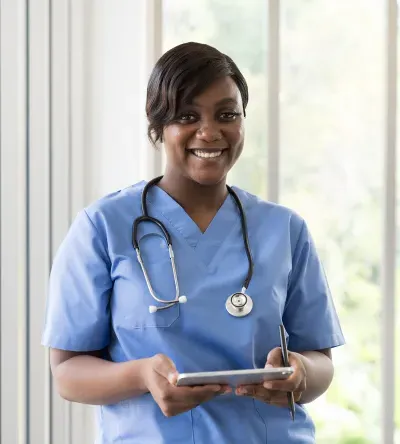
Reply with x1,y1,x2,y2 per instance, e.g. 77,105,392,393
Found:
163,125,192,147
227,123,245,150
238,124,245,141
164,125,182,140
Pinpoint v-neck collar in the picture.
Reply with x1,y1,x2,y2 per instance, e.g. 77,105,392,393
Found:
141,180,252,271
146,183,234,247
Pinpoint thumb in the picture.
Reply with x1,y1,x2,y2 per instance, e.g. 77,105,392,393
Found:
152,354,178,384
266,347,284,368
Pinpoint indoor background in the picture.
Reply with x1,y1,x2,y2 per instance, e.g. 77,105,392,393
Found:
1,0,399,443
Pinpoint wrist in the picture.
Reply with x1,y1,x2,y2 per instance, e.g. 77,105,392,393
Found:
294,350,334,403
290,352,308,402
138,357,153,392
294,352,310,374
121,357,153,396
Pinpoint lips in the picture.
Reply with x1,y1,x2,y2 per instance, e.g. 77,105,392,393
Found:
187,148,228,159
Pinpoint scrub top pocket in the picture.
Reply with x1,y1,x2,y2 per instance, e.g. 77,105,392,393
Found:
112,254,181,330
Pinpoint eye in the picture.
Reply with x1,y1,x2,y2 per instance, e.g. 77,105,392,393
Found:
219,111,242,121
176,113,198,123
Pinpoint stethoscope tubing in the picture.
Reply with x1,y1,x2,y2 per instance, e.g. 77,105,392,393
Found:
132,176,254,313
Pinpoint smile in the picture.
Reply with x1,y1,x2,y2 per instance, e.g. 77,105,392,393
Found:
191,149,224,159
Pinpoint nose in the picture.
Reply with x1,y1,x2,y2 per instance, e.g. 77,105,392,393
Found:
195,123,222,143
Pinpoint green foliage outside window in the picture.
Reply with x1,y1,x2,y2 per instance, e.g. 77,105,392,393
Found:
163,1,400,442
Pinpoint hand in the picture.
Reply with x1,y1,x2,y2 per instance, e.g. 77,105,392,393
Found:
144,354,231,417
235,348,306,407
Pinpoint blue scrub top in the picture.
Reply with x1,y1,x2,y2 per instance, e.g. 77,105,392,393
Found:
42,181,345,444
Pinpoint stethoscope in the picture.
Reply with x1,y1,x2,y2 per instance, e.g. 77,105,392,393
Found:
132,176,254,318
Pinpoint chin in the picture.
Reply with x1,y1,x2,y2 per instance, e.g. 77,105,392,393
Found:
189,171,226,187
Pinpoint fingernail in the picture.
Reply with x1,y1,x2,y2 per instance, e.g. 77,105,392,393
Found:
265,364,273,368
222,388,232,395
263,382,272,389
237,388,247,395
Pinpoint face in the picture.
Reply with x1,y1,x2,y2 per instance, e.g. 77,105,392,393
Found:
162,76,245,186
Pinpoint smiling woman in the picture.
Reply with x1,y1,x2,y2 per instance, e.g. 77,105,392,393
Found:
42,41,345,443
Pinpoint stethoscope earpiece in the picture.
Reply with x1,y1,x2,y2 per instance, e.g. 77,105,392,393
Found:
148,295,187,314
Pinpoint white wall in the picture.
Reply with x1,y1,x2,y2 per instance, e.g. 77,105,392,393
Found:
1,1,28,442
0,1,153,443
85,0,160,204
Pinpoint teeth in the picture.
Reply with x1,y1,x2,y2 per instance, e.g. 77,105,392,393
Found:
192,150,222,158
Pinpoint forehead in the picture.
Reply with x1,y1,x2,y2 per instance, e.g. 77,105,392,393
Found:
189,77,242,108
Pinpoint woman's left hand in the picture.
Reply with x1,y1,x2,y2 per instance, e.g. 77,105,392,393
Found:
235,348,307,406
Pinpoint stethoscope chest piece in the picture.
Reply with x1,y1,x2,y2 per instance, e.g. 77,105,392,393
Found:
225,292,253,317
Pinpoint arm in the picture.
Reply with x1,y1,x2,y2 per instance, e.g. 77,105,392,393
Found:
51,350,228,415
236,348,334,406
50,348,150,405
296,348,333,403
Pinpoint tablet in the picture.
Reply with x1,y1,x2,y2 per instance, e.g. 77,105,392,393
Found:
176,367,294,387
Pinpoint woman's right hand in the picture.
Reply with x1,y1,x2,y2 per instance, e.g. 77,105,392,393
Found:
143,354,231,417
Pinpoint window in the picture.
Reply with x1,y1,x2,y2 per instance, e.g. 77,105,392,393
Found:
163,1,397,442
280,2,384,442
163,0,269,197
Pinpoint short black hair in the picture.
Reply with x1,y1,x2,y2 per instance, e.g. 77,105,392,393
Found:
146,42,248,146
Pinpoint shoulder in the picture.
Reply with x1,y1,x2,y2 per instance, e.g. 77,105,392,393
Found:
77,181,146,234
231,186,306,241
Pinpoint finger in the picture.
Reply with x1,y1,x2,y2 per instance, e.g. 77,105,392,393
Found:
190,384,228,399
264,390,290,405
236,385,286,403
263,374,304,391
267,389,302,405
267,395,291,407
266,347,284,368
161,385,233,417
263,378,298,391
174,385,231,411
203,384,232,395
220,385,233,395
237,385,295,407
288,353,307,391
236,384,268,399
168,384,222,405
293,390,302,403
263,354,305,391
178,383,231,397
159,380,229,409
178,386,222,406
152,354,179,384
236,385,284,401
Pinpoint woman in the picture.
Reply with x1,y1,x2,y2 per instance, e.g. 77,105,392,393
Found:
42,42,345,443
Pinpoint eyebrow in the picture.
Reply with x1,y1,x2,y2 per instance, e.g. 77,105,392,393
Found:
190,97,239,108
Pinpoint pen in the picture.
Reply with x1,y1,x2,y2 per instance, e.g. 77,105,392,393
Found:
279,324,295,421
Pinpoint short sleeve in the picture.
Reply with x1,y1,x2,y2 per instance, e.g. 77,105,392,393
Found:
41,209,113,351
283,220,345,352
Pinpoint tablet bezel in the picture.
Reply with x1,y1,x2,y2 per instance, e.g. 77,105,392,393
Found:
175,367,294,387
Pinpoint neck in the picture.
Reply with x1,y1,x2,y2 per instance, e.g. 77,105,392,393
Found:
157,172,228,214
